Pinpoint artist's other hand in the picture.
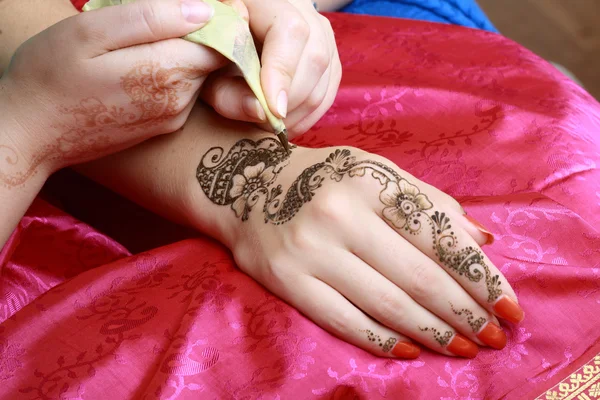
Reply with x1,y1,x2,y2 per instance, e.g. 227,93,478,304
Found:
0,0,224,177
191,134,524,358
201,0,341,137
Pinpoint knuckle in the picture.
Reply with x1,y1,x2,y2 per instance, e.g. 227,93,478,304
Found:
71,16,108,47
306,90,326,112
70,17,93,43
310,50,330,75
287,16,310,40
138,2,163,40
376,292,405,327
284,226,316,253
269,60,295,83
311,189,347,223
319,14,333,31
259,257,294,289
408,262,437,301
324,309,354,336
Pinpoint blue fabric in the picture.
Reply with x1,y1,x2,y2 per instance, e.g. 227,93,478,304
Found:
340,0,498,32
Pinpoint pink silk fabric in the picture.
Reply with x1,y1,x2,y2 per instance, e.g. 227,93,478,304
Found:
2,9,600,400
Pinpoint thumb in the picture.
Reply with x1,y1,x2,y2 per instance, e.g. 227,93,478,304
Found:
78,0,214,56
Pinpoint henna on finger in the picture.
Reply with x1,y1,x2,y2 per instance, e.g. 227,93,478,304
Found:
450,303,486,333
449,302,507,350
196,139,505,305
418,326,478,358
418,326,452,347
360,329,420,359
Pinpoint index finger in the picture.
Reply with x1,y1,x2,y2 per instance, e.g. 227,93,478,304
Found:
244,0,310,118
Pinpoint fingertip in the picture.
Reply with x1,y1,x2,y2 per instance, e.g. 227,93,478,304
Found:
493,295,524,324
181,0,214,24
476,322,507,350
391,341,421,359
453,211,494,247
447,334,479,358
464,214,495,245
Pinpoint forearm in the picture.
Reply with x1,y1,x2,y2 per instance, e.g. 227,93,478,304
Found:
0,0,78,74
0,0,74,248
76,104,270,248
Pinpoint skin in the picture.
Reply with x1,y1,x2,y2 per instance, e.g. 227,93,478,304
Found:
0,0,342,137
0,0,521,358
0,0,225,245
79,104,519,357
199,0,343,135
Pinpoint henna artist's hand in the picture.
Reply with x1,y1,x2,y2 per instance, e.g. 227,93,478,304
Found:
200,0,341,137
0,0,224,182
189,131,524,359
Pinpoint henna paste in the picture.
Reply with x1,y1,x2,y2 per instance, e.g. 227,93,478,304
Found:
196,139,503,302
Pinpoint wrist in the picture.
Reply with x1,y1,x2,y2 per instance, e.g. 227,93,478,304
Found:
0,78,53,182
184,138,315,250
0,80,51,249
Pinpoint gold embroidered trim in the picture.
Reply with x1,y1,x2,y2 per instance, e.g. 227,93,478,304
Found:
537,355,600,400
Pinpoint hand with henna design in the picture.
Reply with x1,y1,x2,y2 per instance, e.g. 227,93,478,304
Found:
191,137,523,358
0,0,224,246
1,0,224,179
97,104,524,360
80,94,523,358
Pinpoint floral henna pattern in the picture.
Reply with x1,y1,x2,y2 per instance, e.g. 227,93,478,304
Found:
450,303,486,333
362,329,398,353
0,62,200,188
196,139,503,302
419,327,453,347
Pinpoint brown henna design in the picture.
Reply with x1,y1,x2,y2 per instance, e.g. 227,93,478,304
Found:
419,326,453,347
0,62,200,188
197,139,503,303
450,303,486,333
362,329,397,352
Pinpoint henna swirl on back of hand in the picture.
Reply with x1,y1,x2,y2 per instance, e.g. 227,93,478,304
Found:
196,139,503,302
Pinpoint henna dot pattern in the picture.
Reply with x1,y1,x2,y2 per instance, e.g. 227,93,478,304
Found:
419,326,453,347
450,303,486,333
362,329,397,353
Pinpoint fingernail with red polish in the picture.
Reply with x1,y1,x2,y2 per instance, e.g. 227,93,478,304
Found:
493,295,524,324
465,215,495,245
181,0,214,24
391,341,420,359
447,334,479,358
477,322,507,350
